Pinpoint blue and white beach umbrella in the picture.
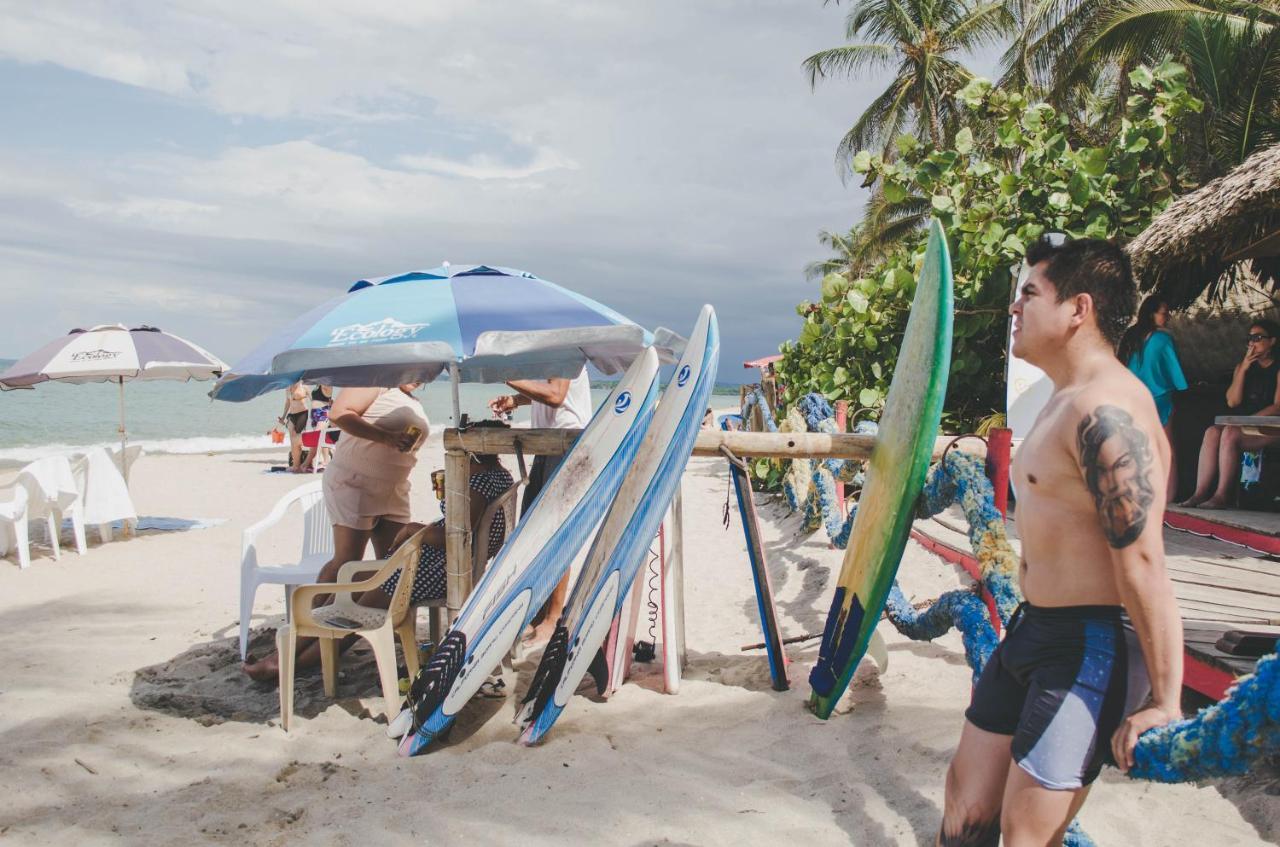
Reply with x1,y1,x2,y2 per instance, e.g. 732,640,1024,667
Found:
211,264,677,419
0,324,227,478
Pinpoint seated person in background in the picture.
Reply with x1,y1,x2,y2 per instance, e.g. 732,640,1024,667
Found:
1180,318,1280,509
1118,296,1186,502
253,423,514,678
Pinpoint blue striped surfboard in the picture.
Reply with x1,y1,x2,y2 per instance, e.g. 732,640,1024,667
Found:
516,305,719,745
396,346,661,756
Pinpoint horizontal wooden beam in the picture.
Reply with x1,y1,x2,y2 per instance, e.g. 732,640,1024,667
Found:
444,427,985,462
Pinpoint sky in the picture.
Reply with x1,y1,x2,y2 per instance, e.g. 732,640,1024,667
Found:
0,1,889,382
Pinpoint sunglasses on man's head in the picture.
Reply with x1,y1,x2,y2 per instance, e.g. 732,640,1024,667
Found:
1248,334,1274,342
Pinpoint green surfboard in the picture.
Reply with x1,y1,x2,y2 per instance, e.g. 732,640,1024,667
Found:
808,218,954,719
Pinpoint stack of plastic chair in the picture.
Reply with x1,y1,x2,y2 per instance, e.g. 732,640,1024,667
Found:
69,447,137,543
16,456,86,562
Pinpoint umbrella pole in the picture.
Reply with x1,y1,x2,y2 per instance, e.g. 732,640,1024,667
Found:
449,362,461,426
118,377,128,482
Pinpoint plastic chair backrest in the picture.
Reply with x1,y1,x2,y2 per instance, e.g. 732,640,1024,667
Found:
69,453,90,499
19,456,76,517
384,528,426,625
471,482,521,582
108,445,143,479
297,484,332,560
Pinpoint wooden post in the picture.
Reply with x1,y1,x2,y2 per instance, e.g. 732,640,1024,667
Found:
986,426,1013,519
671,481,686,674
444,448,473,614
762,375,777,423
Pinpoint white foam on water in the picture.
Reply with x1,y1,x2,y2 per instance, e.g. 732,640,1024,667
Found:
0,434,277,468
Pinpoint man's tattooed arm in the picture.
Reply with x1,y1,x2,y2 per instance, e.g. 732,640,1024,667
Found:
1076,404,1156,548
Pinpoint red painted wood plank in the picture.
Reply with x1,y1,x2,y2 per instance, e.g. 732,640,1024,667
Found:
910,528,1002,636
1164,511,1280,556
1183,650,1235,701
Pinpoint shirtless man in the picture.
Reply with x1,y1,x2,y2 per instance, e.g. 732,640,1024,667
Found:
937,238,1184,846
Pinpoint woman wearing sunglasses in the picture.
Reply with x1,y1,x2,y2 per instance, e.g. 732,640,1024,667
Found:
1180,318,1280,508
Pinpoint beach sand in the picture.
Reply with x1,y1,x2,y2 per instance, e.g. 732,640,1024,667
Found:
1,436,1276,845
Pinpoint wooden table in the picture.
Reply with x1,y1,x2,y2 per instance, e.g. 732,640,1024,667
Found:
1215,415,1280,437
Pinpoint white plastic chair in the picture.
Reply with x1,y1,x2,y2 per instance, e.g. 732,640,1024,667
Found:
239,480,332,659
18,456,86,559
0,483,32,569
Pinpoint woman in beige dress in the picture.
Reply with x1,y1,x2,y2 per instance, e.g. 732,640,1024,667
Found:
245,383,428,681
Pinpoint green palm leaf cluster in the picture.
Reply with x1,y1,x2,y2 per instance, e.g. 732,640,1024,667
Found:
805,0,1280,282
1010,0,1280,176
804,0,1010,163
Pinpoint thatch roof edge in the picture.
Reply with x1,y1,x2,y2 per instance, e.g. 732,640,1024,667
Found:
1127,143,1280,307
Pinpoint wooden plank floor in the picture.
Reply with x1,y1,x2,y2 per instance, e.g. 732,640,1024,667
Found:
913,508,1280,681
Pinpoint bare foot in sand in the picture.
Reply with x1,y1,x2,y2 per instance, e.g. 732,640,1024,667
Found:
243,653,280,684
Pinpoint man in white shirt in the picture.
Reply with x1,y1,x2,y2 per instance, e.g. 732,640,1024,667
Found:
489,367,593,644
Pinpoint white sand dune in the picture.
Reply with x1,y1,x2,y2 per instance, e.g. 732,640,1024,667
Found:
0,438,1275,845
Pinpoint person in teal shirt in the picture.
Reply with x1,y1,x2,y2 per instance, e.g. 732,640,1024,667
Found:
1118,296,1187,501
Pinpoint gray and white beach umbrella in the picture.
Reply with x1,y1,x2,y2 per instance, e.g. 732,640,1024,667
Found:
0,325,227,478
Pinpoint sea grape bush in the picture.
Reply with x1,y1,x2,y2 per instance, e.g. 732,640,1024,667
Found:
777,61,1202,429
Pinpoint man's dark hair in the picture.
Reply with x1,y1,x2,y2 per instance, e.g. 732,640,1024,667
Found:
1025,237,1137,348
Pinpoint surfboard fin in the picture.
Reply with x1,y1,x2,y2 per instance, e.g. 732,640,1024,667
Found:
586,646,609,696
405,629,467,736
516,622,569,732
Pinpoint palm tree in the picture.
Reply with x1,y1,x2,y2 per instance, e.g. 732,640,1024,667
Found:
804,0,1010,168
1017,0,1280,173
806,192,932,280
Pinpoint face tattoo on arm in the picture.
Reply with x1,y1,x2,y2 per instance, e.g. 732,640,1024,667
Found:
1077,405,1155,548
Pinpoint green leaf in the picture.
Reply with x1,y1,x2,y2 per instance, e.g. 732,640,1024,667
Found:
998,173,1018,196
1078,148,1108,177
820,273,845,302
871,361,882,380
846,290,869,314
1128,65,1154,90
955,127,974,155
1048,191,1070,210
882,181,907,203
858,387,881,407
895,134,920,156
852,150,873,173
1067,171,1091,206
931,193,954,212
833,366,849,386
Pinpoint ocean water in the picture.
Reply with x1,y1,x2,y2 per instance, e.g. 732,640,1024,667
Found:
0,360,739,467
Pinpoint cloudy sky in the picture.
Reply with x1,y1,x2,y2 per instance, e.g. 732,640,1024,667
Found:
0,1,885,380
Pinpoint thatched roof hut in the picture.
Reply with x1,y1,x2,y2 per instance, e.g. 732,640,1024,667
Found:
1127,142,1280,308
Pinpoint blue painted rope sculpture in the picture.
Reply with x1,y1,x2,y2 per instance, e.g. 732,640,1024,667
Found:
740,387,779,433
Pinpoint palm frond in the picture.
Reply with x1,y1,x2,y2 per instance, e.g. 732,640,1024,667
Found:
804,43,899,87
